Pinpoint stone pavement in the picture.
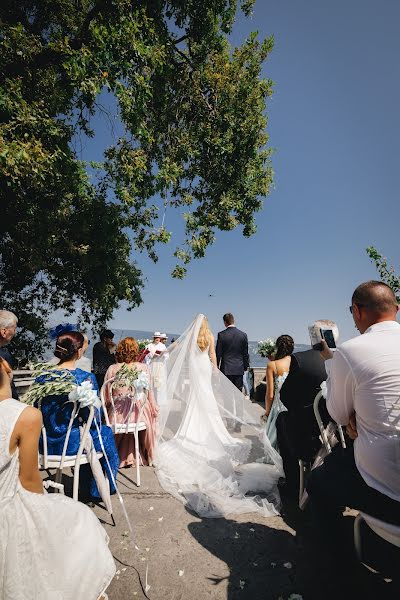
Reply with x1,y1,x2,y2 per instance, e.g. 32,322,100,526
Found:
88,466,399,600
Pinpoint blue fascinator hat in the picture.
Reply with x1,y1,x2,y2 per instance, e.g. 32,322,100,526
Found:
49,322,78,340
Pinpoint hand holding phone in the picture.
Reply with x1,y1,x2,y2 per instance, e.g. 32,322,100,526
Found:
320,328,336,349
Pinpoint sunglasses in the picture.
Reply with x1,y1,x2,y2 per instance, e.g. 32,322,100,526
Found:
349,303,368,314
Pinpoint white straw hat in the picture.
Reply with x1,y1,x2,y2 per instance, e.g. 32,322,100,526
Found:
160,333,168,339
153,331,162,337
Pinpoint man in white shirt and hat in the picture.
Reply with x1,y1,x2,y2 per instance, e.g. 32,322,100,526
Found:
307,280,400,555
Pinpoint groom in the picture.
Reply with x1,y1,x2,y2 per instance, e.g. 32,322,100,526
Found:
216,313,249,392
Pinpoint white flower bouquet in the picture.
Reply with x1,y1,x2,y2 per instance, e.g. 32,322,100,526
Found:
256,338,277,358
137,338,152,350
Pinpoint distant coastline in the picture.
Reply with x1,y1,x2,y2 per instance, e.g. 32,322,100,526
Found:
44,328,310,369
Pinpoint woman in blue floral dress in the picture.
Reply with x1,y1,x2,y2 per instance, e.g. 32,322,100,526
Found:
35,331,120,498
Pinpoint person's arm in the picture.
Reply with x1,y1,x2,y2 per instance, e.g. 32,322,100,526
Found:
265,361,275,416
324,347,356,426
216,333,222,368
17,407,44,494
209,334,218,368
243,334,249,371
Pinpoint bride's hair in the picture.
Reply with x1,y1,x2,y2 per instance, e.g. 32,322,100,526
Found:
197,317,212,351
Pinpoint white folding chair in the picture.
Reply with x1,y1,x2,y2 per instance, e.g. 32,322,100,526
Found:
354,513,400,563
101,377,148,486
298,389,347,506
38,399,104,501
313,392,400,562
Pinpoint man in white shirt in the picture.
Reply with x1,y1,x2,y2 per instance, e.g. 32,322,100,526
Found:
307,281,400,548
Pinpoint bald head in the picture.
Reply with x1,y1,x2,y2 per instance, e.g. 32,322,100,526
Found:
352,281,398,317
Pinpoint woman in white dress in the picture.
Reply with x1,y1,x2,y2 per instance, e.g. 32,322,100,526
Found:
0,356,115,600
154,314,283,518
263,335,294,451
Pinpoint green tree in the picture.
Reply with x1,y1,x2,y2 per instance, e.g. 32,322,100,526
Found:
366,247,400,302
0,0,274,362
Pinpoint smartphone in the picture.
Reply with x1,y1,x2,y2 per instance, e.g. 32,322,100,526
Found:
320,328,336,349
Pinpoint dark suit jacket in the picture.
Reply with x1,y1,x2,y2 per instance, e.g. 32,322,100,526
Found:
279,349,327,459
0,347,19,400
216,326,249,376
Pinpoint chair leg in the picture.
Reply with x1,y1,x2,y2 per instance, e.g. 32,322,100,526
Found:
55,468,62,490
354,513,363,561
73,463,81,502
298,459,304,506
135,432,141,487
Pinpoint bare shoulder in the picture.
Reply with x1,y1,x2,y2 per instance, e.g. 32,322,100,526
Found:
267,361,275,371
17,406,42,429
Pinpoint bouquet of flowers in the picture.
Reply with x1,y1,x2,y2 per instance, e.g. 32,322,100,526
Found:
256,338,277,358
136,338,152,350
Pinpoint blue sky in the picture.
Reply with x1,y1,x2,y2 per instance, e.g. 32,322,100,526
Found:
79,0,399,343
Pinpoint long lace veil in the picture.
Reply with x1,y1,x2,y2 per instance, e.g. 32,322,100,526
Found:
153,314,283,518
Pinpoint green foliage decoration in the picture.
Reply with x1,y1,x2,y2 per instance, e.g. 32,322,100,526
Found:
1,0,274,362
22,363,76,405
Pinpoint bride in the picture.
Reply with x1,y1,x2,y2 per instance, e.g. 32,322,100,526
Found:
154,314,283,518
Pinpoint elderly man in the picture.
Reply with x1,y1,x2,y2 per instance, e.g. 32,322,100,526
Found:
307,281,400,548
0,310,19,399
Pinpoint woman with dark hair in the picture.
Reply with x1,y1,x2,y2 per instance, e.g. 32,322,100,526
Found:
0,356,115,599
263,334,294,451
36,331,120,498
103,337,158,468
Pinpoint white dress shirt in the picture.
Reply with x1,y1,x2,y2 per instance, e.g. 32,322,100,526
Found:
325,320,400,502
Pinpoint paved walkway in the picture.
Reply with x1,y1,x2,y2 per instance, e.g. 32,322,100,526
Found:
89,466,399,600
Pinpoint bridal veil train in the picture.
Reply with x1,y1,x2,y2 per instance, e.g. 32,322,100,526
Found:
154,314,283,518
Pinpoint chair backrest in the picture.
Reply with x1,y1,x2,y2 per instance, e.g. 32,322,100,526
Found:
313,387,346,452
100,377,148,432
361,513,400,546
38,397,95,469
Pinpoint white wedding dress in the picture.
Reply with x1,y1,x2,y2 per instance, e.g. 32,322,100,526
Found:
0,398,116,600
154,315,283,518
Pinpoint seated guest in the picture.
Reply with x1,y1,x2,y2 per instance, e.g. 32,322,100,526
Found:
36,331,120,498
0,356,115,599
263,334,294,451
103,337,159,468
93,329,116,388
50,330,92,372
0,310,19,399
276,320,338,495
307,281,400,552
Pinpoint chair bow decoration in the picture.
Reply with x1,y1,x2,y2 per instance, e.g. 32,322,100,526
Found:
133,371,150,391
68,380,101,409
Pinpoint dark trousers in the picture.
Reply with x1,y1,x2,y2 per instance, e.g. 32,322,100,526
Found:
276,411,322,496
225,374,243,391
306,444,400,547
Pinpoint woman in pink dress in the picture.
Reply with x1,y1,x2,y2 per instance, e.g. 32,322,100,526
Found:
103,337,158,467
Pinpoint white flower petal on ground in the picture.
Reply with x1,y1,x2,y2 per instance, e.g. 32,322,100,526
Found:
158,517,164,522
239,580,246,590
283,562,293,569
178,570,184,577
234,532,240,539
148,506,154,511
